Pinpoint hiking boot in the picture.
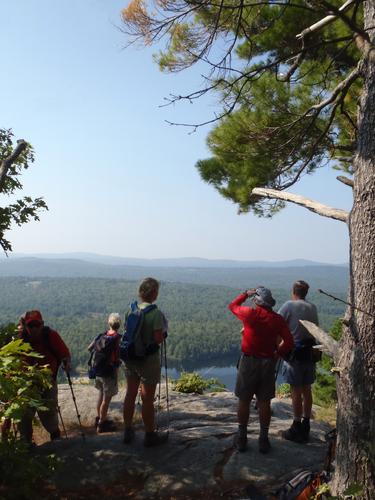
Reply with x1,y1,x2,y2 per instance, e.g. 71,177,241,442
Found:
281,421,304,443
50,430,61,441
234,433,248,452
258,436,271,454
301,419,310,443
97,420,117,433
123,427,135,444
143,431,169,447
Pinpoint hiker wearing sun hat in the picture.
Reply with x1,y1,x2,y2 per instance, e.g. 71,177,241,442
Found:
229,287,294,454
18,310,71,445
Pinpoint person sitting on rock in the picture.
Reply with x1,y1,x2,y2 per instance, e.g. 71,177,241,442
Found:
88,313,122,433
229,287,294,453
123,277,168,447
19,310,71,444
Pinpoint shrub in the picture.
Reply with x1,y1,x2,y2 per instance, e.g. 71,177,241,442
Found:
0,323,57,498
276,383,291,398
172,372,226,394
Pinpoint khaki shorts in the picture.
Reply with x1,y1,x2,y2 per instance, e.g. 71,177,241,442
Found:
235,355,277,402
95,374,119,398
124,352,161,386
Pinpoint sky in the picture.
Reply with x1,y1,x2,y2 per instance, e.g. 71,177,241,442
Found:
0,0,352,264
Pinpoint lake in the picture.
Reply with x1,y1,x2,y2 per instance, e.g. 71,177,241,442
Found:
166,361,285,392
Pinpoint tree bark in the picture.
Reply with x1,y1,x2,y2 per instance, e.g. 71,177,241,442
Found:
331,2,375,496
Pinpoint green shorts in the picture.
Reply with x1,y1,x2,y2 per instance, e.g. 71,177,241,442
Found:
235,354,277,402
124,352,161,386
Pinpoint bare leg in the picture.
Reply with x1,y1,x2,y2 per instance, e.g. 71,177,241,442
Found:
140,383,157,433
301,384,312,418
291,385,303,420
237,397,252,426
257,400,271,429
97,390,103,419
123,378,140,428
99,394,112,423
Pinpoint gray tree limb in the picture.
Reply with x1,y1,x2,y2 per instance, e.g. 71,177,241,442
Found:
296,0,357,40
337,175,354,187
0,139,28,192
251,187,349,222
300,320,339,359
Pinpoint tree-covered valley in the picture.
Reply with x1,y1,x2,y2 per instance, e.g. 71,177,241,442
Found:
0,271,346,372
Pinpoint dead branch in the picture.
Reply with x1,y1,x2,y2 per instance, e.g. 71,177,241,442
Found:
300,320,339,358
251,187,349,222
337,175,354,187
296,0,358,40
0,139,28,192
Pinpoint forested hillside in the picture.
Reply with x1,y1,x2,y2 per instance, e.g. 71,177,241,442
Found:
0,275,346,371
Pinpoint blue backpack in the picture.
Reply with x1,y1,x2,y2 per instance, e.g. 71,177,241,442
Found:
120,302,157,362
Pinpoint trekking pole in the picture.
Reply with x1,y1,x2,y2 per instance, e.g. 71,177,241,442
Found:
275,358,282,383
57,405,68,439
66,372,85,442
155,344,163,431
318,289,375,319
163,339,170,433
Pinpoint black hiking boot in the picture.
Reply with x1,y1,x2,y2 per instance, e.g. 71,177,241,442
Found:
143,431,169,447
258,436,271,454
281,421,305,443
234,433,248,452
97,420,117,433
50,430,61,441
123,427,135,444
301,418,310,443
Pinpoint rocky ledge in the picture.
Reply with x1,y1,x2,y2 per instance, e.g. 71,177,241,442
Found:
37,382,332,499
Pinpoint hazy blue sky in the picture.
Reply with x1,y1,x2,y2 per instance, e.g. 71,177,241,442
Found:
1,0,352,263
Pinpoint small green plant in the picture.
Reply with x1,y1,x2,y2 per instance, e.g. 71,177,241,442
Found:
0,323,58,498
276,383,291,398
172,372,225,394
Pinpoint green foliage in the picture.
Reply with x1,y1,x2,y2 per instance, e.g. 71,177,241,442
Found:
0,128,48,253
0,438,57,500
0,324,53,423
172,372,225,394
276,383,291,398
313,319,343,407
0,277,346,373
123,0,361,214
0,324,58,498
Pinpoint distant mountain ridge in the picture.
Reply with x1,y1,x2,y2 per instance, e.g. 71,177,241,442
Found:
1,252,347,268
0,254,348,291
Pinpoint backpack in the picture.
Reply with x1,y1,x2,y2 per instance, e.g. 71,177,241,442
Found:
88,333,117,379
274,469,325,500
119,302,157,362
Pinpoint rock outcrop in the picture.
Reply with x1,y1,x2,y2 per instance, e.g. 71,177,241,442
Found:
38,382,332,499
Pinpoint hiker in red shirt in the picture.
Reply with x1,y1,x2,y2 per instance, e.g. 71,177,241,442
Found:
18,310,71,444
229,287,294,453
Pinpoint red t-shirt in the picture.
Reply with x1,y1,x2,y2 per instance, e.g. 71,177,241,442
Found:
228,293,294,358
22,328,70,378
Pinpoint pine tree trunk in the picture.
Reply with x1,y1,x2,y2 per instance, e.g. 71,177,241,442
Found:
332,2,375,497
